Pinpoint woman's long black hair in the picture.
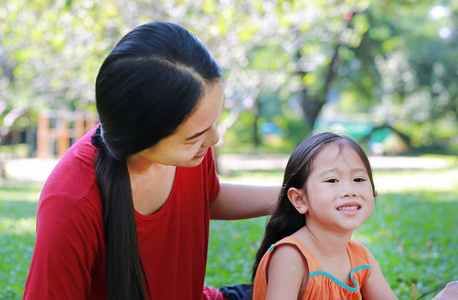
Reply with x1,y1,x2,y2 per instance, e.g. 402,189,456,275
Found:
251,132,375,281
91,21,221,299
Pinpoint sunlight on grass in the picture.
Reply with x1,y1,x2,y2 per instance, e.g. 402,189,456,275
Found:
0,218,36,235
374,168,458,193
218,170,284,186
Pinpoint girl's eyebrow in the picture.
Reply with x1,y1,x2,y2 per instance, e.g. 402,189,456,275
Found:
319,167,367,176
319,168,338,177
352,167,368,173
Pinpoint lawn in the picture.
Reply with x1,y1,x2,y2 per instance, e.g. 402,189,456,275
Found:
0,182,43,299
0,161,457,299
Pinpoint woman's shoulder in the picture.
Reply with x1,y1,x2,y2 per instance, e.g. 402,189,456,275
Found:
42,128,99,200
38,180,102,226
39,127,102,223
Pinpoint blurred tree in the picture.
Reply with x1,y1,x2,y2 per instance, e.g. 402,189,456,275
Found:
1,0,456,153
118,0,286,146
120,0,376,144
383,2,457,149
0,0,124,143
278,1,372,131
353,1,457,150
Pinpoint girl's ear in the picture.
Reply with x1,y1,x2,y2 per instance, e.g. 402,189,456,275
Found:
287,187,308,214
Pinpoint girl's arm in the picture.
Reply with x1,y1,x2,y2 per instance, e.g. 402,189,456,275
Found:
360,249,398,300
265,245,308,300
210,183,280,219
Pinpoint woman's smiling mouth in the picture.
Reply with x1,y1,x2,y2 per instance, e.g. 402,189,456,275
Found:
193,148,208,159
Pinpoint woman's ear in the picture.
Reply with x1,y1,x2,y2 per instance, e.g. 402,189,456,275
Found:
287,187,308,214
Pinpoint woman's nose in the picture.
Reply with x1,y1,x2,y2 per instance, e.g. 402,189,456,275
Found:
203,125,219,147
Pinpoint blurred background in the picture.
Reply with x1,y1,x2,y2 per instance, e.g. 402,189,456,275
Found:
0,0,457,299
0,0,457,163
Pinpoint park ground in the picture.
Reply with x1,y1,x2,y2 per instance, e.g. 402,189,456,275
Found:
1,154,457,299
3,153,456,182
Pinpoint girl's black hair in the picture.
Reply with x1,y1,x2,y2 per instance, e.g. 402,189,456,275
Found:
251,132,375,281
92,21,221,299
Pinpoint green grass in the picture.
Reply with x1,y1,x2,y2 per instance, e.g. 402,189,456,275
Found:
354,189,457,298
1,166,457,299
0,182,42,299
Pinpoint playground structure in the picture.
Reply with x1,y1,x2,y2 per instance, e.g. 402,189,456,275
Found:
37,109,98,159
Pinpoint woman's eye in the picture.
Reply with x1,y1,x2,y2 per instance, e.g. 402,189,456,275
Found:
354,178,366,182
185,139,200,145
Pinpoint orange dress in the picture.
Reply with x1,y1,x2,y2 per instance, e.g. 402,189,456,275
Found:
253,236,372,300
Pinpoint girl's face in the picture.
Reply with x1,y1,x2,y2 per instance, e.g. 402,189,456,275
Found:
132,81,224,168
303,144,374,233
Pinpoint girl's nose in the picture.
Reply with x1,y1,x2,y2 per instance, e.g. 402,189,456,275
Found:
341,181,357,198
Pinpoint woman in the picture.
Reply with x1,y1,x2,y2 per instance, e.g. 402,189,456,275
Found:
23,21,278,299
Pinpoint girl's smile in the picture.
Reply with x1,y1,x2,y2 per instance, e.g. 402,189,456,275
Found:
336,201,361,215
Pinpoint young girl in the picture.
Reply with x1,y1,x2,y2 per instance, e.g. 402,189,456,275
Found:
252,132,397,300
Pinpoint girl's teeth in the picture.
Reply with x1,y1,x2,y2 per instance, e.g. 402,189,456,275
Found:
338,206,358,211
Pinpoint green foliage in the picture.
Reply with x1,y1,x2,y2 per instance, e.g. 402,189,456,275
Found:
275,115,311,149
221,111,256,151
2,0,457,152
0,0,124,141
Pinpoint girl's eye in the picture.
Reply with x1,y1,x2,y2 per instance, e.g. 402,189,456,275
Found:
354,178,366,182
325,179,338,183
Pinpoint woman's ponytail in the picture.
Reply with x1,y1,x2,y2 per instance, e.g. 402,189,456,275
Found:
92,127,148,299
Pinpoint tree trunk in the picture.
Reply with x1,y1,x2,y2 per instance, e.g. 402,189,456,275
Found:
253,97,261,146
295,14,353,131
301,93,324,130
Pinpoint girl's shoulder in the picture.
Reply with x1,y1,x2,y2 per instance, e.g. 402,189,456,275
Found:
348,240,370,255
347,240,372,267
253,236,310,300
270,236,307,256
268,235,320,272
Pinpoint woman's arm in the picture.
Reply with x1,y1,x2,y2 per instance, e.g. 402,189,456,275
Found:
360,249,398,300
210,183,280,219
23,195,102,299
